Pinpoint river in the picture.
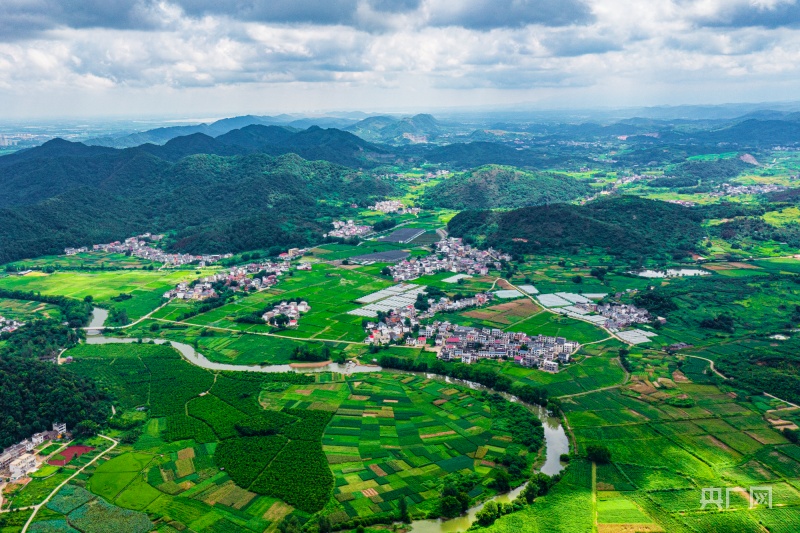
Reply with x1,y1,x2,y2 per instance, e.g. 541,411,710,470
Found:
86,307,108,333
83,310,569,532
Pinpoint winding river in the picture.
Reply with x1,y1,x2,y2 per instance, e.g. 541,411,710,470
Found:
84,309,569,532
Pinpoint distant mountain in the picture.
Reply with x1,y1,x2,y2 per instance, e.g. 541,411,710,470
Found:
422,165,592,210
700,119,800,145
83,114,359,149
448,196,704,259
346,113,443,143
83,115,283,148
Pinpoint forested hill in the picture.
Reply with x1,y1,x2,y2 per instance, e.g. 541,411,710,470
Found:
447,196,704,259
422,165,592,210
0,148,396,263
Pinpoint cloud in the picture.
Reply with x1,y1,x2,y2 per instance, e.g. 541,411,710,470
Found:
0,0,178,41
3,0,800,117
426,0,595,29
685,0,800,29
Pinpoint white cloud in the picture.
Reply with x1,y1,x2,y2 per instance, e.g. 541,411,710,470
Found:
2,0,800,116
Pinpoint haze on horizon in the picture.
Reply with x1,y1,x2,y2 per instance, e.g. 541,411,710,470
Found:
3,0,800,119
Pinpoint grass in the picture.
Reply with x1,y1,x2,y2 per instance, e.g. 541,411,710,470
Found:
0,268,219,321
0,297,62,321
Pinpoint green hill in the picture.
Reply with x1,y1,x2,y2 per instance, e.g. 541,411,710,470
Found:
0,148,396,263
447,196,704,259
423,165,592,209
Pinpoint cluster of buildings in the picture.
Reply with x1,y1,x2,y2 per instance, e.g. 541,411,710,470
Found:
163,281,217,301
369,200,420,215
65,234,232,267
433,323,579,372
0,315,24,334
560,302,653,330
262,300,310,327
388,238,509,282
424,293,493,317
163,259,300,301
1,423,67,481
594,303,652,330
325,220,372,239
712,183,786,197
362,292,493,344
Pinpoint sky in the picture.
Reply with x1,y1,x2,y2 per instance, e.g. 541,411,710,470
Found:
2,0,800,118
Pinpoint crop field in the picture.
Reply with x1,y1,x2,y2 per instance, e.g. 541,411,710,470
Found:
314,374,541,520
161,264,393,342
65,343,214,414
482,459,594,533
0,268,218,321
561,376,800,532
6,251,159,270
0,297,61,321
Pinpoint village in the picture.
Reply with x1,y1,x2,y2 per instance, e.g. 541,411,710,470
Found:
324,220,372,239
0,423,68,481
711,183,787,197
65,233,233,266
369,200,421,215
261,300,311,327
0,315,24,334
435,323,579,373
388,237,511,282
162,258,301,301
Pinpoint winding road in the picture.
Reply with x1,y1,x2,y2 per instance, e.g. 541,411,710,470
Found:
20,435,118,533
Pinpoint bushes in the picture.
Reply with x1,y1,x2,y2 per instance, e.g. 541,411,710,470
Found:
214,435,287,488
281,409,333,441
187,395,248,440
250,440,334,513
235,412,298,436
164,415,216,443
586,444,612,464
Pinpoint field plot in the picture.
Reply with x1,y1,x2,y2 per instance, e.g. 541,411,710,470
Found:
65,343,214,414
0,268,218,321
321,374,542,520
7,251,159,270
0,297,61,321
175,264,394,342
561,378,800,532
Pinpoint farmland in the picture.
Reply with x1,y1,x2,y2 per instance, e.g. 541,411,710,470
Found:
0,268,220,322
52,340,550,532
4,147,800,533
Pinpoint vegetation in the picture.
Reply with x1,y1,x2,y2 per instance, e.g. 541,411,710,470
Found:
423,165,591,209
448,196,704,260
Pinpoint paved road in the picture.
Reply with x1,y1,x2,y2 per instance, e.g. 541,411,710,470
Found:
21,435,118,533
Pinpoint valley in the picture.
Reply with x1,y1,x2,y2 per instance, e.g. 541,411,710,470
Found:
2,113,800,533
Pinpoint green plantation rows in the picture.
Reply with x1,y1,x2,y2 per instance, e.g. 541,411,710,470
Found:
60,342,551,530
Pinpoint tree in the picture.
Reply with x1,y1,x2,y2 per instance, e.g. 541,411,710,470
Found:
317,515,331,533
75,420,100,436
491,470,511,492
586,444,612,464
475,501,500,526
439,496,462,519
380,266,391,276
398,495,410,523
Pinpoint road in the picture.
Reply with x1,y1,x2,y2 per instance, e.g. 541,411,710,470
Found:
81,299,173,332
683,354,727,379
20,435,118,533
